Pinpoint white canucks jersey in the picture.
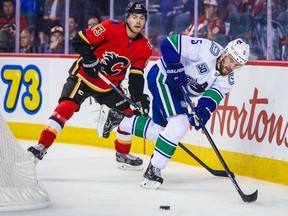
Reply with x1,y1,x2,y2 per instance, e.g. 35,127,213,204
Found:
156,34,234,106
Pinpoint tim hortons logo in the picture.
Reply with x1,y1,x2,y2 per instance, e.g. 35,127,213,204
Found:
209,88,288,146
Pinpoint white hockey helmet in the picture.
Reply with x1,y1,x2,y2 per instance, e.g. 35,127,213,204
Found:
224,38,250,65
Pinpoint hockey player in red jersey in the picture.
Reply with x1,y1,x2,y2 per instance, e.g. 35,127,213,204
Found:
28,2,152,170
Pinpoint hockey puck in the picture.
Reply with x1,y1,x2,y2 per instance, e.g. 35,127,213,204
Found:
159,205,170,210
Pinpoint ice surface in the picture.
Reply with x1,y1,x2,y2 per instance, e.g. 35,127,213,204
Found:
2,140,288,216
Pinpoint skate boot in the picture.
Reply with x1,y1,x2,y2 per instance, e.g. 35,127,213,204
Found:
116,152,143,171
27,144,48,164
103,108,131,138
140,158,163,189
96,105,110,137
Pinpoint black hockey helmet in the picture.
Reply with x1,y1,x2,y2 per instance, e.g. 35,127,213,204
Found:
125,2,147,19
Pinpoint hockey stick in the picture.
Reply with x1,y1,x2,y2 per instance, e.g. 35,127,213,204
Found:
98,72,227,176
180,85,258,203
98,72,140,110
178,142,233,178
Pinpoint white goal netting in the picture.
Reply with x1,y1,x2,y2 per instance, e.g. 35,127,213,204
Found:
0,113,50,212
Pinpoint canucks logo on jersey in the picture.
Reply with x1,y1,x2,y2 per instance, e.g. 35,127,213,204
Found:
186,76,208,96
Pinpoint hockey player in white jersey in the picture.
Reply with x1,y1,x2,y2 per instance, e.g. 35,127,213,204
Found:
102,34,250,189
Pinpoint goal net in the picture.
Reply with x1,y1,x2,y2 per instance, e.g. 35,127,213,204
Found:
0,113,50,212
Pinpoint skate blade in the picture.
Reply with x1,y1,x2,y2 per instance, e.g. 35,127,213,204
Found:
140,178,161,189
96,105,109,137
117,162,144,171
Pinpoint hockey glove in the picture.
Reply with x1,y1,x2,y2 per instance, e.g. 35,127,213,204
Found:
165,63,188,91
82,56,102,78
132,94,150,116
188,105,211,130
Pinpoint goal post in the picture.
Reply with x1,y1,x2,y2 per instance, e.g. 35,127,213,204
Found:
0,112,50,212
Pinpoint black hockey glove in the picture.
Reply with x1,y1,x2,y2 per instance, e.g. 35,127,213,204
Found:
82,56,102,78
132,94,150,116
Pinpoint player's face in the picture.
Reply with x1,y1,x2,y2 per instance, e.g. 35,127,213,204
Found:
220,54,241,75
126,13,146,37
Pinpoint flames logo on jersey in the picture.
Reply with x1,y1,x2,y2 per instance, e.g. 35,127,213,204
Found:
101,52,130,76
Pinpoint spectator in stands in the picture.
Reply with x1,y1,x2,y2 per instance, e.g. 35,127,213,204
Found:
87,16,100,29
166,0,194,34
70,0,108,30
69,16,78,54
0,29,13,52
46,26,64,54
148,30,161,56
238,0,265,19
0,0,28,38
148,0,174,43
69,16,78,40
38,0,65,49
20,0,40,32
182,0,225,40
20,28,38,53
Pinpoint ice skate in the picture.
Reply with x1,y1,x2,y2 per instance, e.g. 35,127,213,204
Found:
96,105,110,137
102,108,130,138
140,159,163,189
116,152,143,170
27,144,48,164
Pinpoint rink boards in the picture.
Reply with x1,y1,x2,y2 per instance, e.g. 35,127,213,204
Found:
0,54,287,186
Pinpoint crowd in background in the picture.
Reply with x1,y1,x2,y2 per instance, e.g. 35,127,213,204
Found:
0,0,104,53
0,0,287,60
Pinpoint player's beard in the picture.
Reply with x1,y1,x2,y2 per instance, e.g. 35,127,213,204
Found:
126,23,144,36
219,59,227,75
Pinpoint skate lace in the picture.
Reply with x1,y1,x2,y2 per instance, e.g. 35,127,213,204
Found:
125,153,138,160
111,109,122,120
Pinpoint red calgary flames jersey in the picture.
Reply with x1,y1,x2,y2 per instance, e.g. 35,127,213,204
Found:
74,20,152,92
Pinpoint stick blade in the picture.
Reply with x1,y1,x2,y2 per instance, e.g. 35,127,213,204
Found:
242,189,258,203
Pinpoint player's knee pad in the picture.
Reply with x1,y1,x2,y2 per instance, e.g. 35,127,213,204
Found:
46,100,79,135
55,100,79,120
145,120,164,142
119,115,164,142
162,114,190,144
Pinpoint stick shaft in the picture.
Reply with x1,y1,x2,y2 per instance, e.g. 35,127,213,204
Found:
180,85,257,203
98,72,140,109
178,142,231,177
